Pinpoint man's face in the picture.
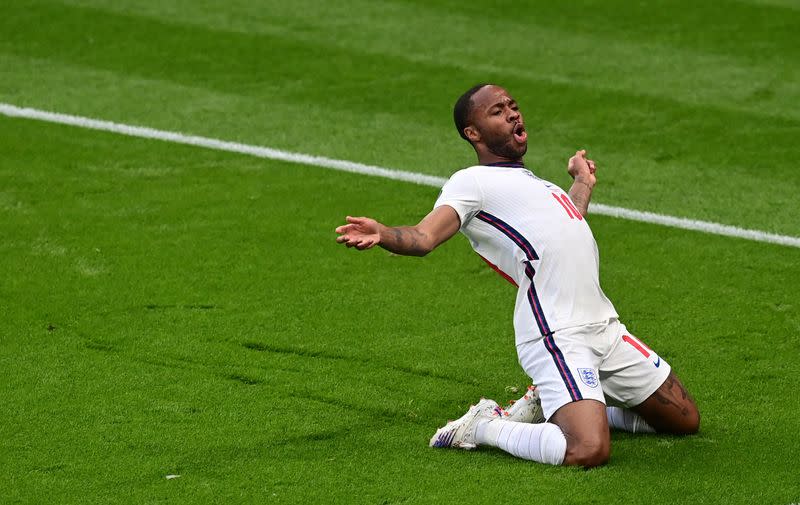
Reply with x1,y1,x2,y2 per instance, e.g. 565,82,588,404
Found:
468,85,528,159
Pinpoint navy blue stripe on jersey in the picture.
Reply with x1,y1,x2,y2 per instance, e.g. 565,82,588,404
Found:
525,278,552,335
476,211,551,335
543,334,583,401
525,284,551,336
521,262,551,334
485,161,525,168
475,211,539,261
524,262,535,279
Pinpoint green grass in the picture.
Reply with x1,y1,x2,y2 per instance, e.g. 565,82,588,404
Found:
2,1,800,503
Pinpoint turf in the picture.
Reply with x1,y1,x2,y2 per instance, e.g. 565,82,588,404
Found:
1,1,800,503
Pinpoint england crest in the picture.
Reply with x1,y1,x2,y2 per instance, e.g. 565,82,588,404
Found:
578,368,599,388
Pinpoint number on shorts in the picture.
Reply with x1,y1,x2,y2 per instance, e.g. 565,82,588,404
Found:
622,334,652,357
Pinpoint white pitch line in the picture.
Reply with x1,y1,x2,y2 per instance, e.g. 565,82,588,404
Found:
0,103,446,188
589,203,800,248
2,102,799,249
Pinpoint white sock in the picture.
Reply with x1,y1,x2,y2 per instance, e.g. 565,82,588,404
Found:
606,406,656,433
475,418,566,465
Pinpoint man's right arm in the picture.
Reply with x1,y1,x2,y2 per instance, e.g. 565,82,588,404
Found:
335,205,461,257
566,150,598,217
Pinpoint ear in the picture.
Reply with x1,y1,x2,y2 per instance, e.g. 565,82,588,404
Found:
464,125,480,143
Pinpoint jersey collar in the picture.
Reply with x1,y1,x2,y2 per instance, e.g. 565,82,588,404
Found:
485,161,526,168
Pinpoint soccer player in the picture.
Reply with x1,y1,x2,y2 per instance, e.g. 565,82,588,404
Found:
335,84,700,468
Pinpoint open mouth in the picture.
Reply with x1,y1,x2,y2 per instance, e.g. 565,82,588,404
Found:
513,122,527,144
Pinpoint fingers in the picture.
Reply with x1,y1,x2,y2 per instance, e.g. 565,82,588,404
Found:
337,234,360,246
340,237,376,249
572,150,596,171
569,150,587,165
355,237,377,250
336,233,378,250
336,217,369,234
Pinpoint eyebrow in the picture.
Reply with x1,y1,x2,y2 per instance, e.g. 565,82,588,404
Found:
488,98,516,111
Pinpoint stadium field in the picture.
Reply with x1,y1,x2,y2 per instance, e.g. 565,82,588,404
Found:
1,1,799,503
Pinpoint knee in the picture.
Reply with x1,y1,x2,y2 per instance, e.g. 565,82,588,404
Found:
564,437,610,468
661,403,700,435
678,405,701,435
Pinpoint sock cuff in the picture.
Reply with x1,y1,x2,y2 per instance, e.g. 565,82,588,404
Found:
538,423,567,465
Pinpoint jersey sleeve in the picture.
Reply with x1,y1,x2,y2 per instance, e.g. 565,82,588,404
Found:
433,169,482,229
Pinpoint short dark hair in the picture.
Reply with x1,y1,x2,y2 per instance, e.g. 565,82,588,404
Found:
453,83,490,143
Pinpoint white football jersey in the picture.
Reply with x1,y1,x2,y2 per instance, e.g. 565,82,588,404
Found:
434,162,618,344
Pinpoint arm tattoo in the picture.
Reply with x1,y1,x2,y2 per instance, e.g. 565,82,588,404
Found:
568,181,593,216
392,228,404,246
383,227,429,256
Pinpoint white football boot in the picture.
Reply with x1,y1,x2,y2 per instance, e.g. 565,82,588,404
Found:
504,385,545,423
429,398,502,450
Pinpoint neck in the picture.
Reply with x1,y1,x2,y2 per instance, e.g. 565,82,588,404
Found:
474,145,524,166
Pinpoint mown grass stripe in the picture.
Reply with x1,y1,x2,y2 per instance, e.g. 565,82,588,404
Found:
2,102,798,249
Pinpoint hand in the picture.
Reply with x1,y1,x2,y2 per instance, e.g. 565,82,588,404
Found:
567,149,597,188
335,216,382,250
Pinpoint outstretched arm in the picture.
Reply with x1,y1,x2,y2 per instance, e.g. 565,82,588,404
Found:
335,205,461,256
567,149,598,217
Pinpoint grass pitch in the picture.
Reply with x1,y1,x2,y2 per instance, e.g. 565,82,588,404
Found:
2,1,800,503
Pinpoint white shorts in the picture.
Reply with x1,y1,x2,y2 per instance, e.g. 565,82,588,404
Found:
516,319,671,420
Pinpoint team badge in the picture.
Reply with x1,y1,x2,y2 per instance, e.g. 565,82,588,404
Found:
578,368,599,388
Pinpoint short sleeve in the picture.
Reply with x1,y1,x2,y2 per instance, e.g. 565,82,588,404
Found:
433,169,482,229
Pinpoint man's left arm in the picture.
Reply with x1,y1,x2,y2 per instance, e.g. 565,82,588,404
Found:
567,149,597,217
335,206,461,256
